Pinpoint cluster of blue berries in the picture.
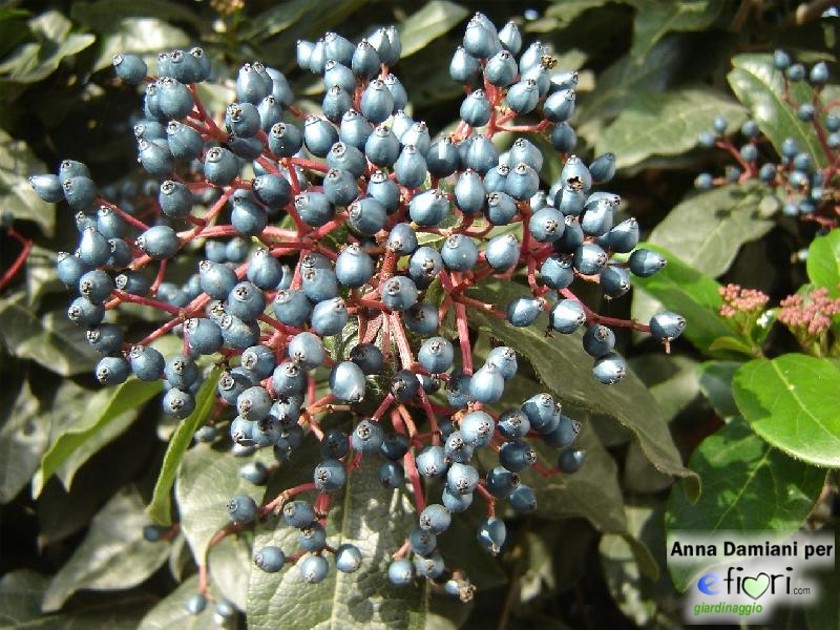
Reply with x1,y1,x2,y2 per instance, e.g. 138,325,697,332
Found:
695,50,837,222
30,12,684,608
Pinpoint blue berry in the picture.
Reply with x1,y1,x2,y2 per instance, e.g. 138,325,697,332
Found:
650,311,686,342
499,440,537,472
387,558,414,586
486,465,520,498
419,503,451,535
299,523,328,552
330,361,366,402
239,461,269,485
415,445,447,478
409,527,437,557
334,543,363,573
185,593,207,615
592,351,627,384
96,356,130,385
558,448,586,473
282,500,316,528
378,460,405,488
550,299,586,334
313,458,347,491
477,517,507,555
298,554,330,584
508,484,537,513
351,418,383,453
226,494,258,523
418,337,454,374
628,248,666,277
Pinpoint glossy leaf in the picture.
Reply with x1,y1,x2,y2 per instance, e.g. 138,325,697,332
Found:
397,1,469,58
597,88,746,169
42,486,171,612
578,36,685,140
34,378,161,496
175,444,265,564
0,569,152,629
242,0,310,39
93,17,189,72
600,503,679,627
248,459,429,629
666,419,825,590
697,360,741,419
629,0,724,57
138,575,218,630
0,11,95,83
806,229,840,297
647,184,772,277
147,367,221,525
0,380,53,503
733,354,840,467
728,54,828,167
70,0,203,32
632,243,737,353
208,533,252,611
0,300,98,376
0,130,56,235
469,282,698,498
525,423,627,533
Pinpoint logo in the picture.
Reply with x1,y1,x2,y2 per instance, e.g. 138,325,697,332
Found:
668,531,834,624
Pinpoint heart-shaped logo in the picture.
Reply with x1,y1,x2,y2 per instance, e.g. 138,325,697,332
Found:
742,573,771,600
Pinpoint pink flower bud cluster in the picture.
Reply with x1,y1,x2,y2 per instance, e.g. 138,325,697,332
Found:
718,283,770,318
777,287,840,335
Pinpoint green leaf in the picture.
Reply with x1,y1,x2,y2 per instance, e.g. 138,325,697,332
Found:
41,486,171,612
545,0,618,24
0,300,98,376
597,88,745,169
733,354,840,467
629,0,724,57
175,444,266,563
0,130,56,235
248,459,429,629
138,575,218,630
0,380,53,504
628,353,700,422
92,17,189,72
241,0,312,40
599,502,680,627
632,243,737,353
666,419,825,590
806,229,840,296
468,281,699,497
0,11,95,84
525,423,627,533
70,0,203,32
34,378,161,497
0,569,153,629
697,360,741,419
577,36,685,140
728,54,829,167
397,1,469,58
147,367,221,525
208,533,252,611
647,184,772,277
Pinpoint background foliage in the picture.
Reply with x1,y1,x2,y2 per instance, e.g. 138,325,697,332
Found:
1,0,837,628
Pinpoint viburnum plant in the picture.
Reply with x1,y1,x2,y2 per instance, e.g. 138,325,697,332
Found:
28,12,685,625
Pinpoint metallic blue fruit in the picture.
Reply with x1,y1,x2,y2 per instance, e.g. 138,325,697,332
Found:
303,115,339,157
330,361,367,402
310,297,349,336
268,122,303,157
506,79,540,114
550,298,586,334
